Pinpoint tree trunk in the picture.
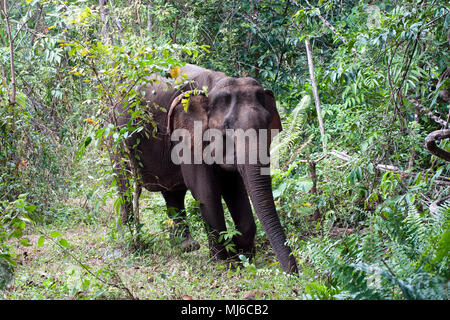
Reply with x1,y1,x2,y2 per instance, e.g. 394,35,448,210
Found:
1,0,16,107
99,0,110,43
307,157,320,221
173,18,178,44
305,38,326,152
147,1,153,33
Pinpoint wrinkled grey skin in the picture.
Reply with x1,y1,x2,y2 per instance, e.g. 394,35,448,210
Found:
113,64,298,274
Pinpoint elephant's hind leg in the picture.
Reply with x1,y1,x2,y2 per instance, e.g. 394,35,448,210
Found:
162,189,200,252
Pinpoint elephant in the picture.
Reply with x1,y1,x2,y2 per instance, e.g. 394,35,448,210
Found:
112,64,298,274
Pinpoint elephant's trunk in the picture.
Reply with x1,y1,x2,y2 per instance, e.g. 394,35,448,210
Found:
238,163,298,274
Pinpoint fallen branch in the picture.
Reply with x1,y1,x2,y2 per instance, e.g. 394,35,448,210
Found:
329,150,353,162
375,164,404,174
429,195,450,215
329,150,404,174
434,179,450,186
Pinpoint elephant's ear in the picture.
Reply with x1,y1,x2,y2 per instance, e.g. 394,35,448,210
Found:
264,89,282,140
167,91,209,137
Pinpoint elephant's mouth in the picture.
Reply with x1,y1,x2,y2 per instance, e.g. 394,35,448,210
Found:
210,128,271,171
216,132,238,170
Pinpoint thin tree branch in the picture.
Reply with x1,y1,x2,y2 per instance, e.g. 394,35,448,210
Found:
407,97,447,127
48,236,136,299
424,129,450,162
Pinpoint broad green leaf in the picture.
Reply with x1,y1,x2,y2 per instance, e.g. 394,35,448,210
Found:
59,239,70,248
25,205,37,212
49,231,62,238
20,238,32,247
84,136,92,147
38,236,45,247
297,178,314,193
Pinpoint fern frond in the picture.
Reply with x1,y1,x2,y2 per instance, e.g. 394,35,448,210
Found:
271,95,311,160
404,204,427,247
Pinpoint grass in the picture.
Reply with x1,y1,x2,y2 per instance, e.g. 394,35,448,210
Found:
2,191,308,300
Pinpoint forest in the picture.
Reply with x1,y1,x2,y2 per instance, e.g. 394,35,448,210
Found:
0,0,449,300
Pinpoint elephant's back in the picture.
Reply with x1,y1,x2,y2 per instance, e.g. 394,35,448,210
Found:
134,64,228,192
181,64,227,90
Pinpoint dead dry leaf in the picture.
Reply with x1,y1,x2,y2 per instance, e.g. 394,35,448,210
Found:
243,289,264,300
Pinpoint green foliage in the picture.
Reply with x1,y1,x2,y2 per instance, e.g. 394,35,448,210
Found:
219,229,242,254
0,194,36,289
271,95,313,161
298,197,449,299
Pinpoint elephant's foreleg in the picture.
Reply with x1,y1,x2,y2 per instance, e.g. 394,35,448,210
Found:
162,189,200,252
219,171,256,260
180,164,228,260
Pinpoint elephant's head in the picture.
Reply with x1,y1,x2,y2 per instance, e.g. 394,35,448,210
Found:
167,77,298,274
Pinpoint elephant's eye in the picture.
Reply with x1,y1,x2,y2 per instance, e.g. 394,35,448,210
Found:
213,92,231,106
255,90,266,107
